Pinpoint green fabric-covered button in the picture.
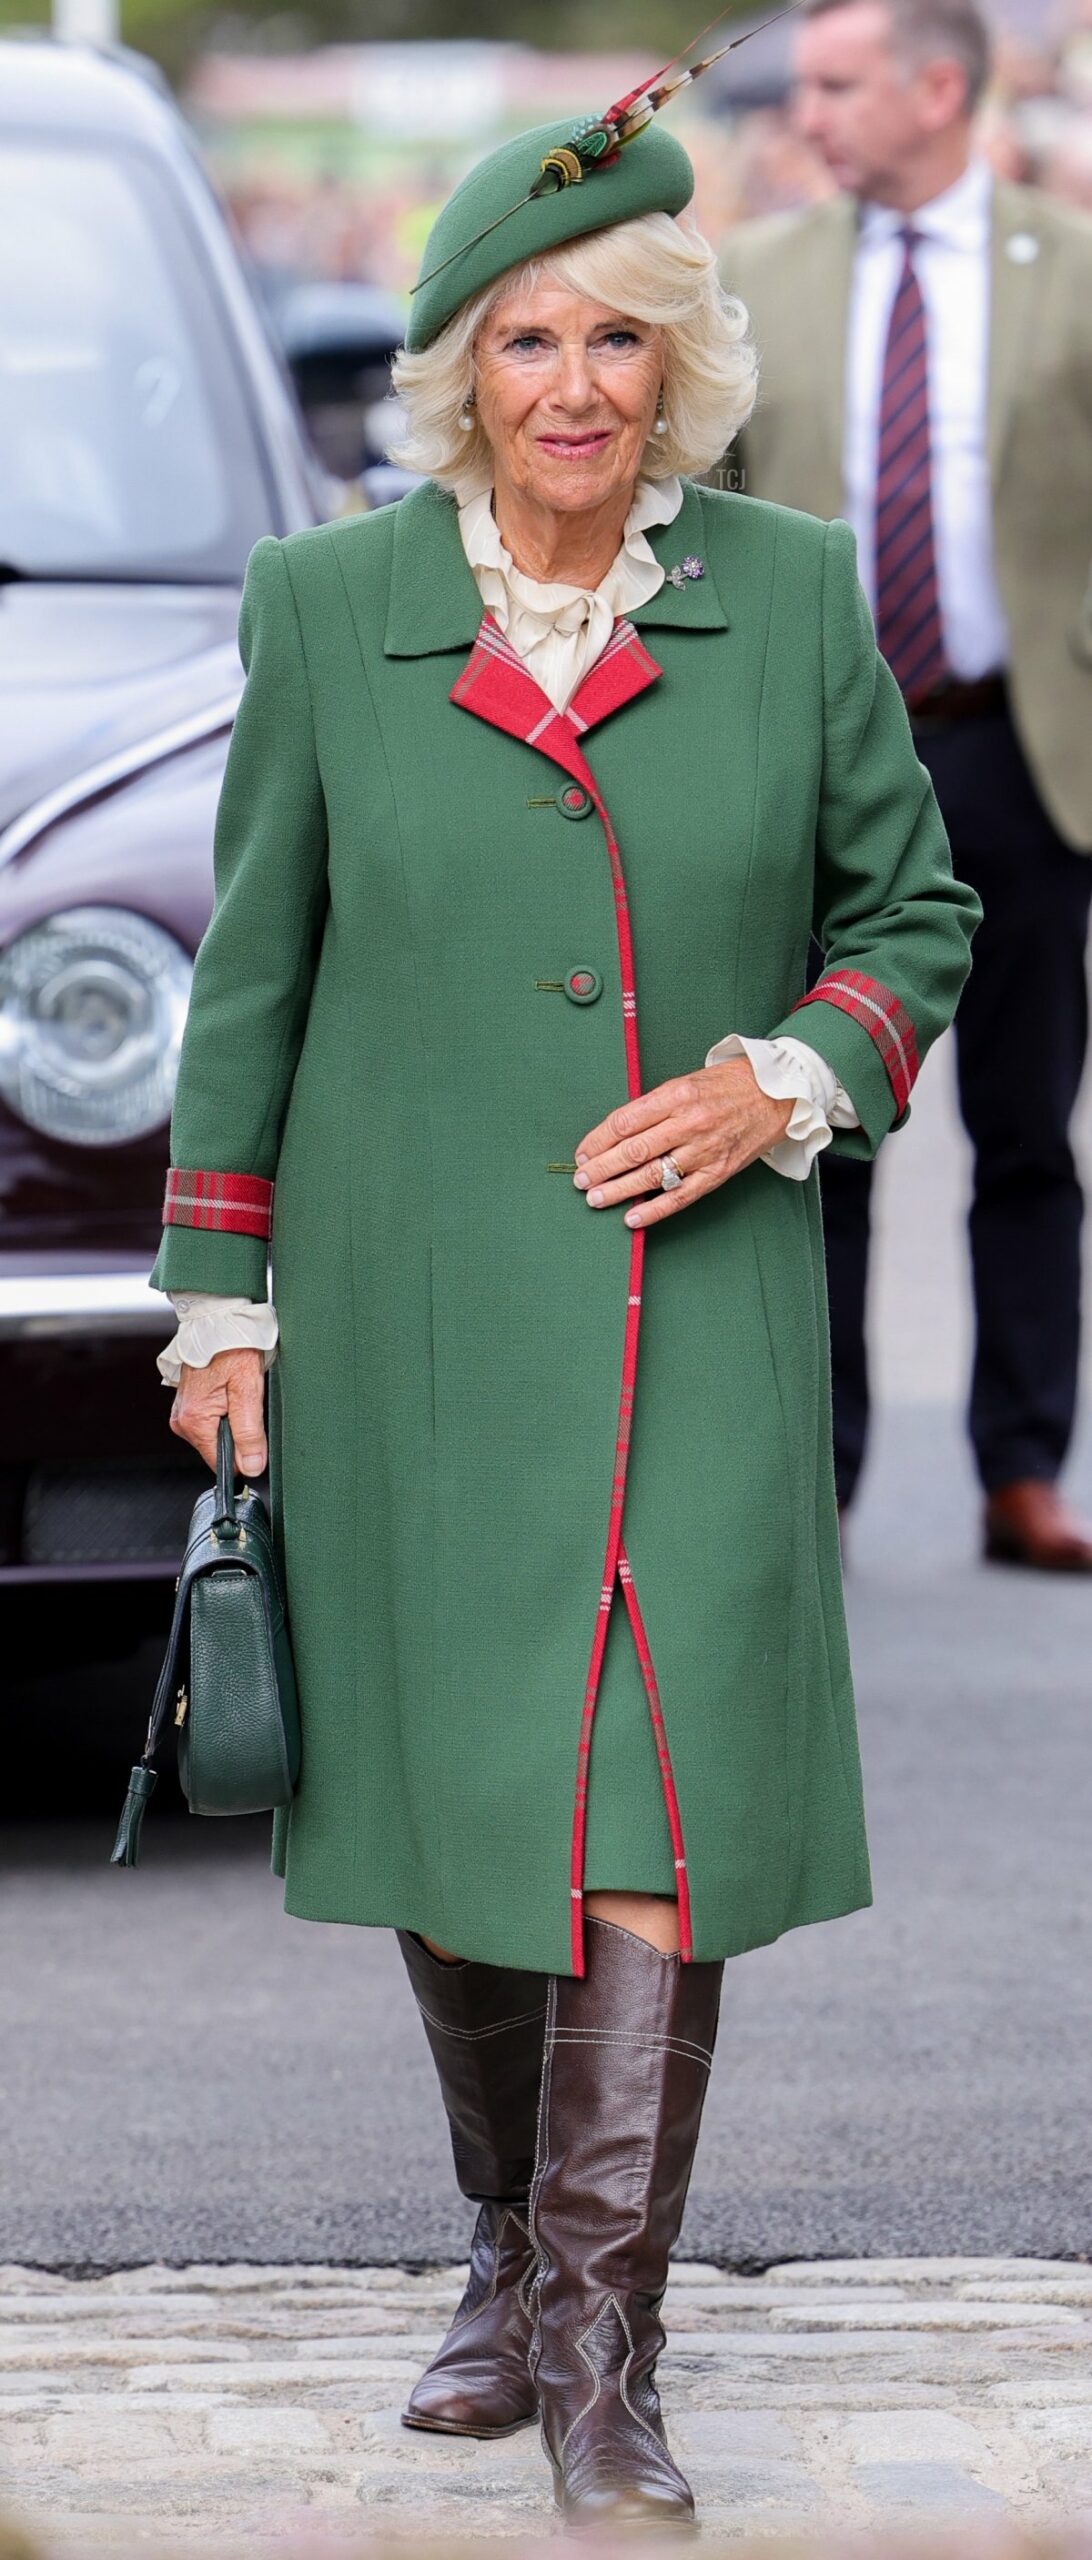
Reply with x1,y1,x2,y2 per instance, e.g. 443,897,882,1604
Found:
565,968,603,1006
558,785,593,820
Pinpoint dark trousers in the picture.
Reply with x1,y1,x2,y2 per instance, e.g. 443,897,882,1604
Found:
822,703,1092,1504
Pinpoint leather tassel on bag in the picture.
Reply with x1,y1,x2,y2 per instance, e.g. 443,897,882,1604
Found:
109,1764,158,1868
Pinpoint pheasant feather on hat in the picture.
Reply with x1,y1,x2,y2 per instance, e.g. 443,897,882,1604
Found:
406,0,806,350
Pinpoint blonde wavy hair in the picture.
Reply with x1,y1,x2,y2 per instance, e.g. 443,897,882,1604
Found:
390,210,756,488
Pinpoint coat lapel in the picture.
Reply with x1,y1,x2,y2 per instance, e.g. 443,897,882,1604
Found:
450,614,661,786
384,478,485,657
987,181,1053,489
569,620,664,729
629,479,729,637
796,199,855,517
388,475,729,783
732,197,852,520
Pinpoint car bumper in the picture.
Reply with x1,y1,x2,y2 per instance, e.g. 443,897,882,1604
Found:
0,1274,199,1578
0,1268,170,1340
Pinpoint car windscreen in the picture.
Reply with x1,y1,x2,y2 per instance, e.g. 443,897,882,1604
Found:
0,135,277,582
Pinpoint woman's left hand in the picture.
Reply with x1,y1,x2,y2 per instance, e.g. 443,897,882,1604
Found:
574,1059,795,1229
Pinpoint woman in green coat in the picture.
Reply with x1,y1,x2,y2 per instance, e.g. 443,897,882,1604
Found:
156,103,979,2532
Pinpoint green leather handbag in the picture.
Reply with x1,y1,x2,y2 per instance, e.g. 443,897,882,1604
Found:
110,1417,300,1865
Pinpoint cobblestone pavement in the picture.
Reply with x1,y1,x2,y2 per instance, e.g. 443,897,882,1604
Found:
2,2260,1092,2548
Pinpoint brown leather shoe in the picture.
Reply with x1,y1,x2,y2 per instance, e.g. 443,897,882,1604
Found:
397,1931,547,2438
529,1917,723,2530
984,1479,1092,1572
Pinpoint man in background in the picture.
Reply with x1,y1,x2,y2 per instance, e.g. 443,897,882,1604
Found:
726,0,1092,1567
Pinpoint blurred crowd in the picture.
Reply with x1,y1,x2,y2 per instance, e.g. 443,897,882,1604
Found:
718,0,1092,215
207,0,1092,303
215,162,437,306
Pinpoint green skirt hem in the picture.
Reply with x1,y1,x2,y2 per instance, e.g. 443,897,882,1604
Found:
274,1871,873,1977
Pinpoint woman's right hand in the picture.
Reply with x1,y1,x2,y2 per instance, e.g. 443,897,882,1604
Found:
169,1346,268,1478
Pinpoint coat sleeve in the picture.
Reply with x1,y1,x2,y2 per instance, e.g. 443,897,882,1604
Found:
149,536,329,1299
765,516,981,1159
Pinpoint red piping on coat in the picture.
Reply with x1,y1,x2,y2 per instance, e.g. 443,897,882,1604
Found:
451,615,693,1975
619,1549,693,1961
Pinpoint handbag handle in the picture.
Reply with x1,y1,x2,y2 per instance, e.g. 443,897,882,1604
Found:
214,1415,240,1532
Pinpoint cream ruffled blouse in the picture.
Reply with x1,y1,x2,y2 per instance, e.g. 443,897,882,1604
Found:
455,474,685,714
156,482,856,1386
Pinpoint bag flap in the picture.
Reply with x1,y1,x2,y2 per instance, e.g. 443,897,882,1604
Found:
143,1482,283,1765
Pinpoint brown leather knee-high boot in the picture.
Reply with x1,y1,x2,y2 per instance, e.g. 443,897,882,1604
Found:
397,1930,547,2438
529,1917,723,2528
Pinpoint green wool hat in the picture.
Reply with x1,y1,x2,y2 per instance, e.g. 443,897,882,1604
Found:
406,117,695,352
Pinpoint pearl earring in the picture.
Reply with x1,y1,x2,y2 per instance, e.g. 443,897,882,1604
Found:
459,392,476,433
654,397,668,438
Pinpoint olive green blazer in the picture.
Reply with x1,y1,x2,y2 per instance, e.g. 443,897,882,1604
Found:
152,480,978,1972
724,182,1092,850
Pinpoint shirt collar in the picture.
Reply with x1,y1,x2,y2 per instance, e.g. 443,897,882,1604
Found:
858,157,993,253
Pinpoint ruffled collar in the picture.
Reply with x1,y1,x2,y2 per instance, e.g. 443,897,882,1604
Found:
454,475,684,711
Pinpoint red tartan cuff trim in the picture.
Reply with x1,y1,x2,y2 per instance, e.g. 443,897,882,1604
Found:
162,1168,273,1240
792,972,919,1116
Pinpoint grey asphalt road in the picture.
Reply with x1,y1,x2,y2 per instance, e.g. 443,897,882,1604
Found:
3,1039,1091,2268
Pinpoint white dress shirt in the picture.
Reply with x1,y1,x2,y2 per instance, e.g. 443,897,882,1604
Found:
158,480,857,1382
844,158,1009,679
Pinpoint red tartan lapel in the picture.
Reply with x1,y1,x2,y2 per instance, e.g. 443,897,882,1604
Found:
567,620,661,732
450,615,661,787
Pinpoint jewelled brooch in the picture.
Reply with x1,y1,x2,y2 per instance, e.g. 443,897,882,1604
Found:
666,556,706,588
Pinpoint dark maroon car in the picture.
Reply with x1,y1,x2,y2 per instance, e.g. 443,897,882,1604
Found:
0,38,334,1581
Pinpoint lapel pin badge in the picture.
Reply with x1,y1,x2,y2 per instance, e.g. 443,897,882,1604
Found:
666,555,706,588
1005,232,1040,263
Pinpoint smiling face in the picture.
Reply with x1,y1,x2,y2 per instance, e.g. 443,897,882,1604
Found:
472,279,664,525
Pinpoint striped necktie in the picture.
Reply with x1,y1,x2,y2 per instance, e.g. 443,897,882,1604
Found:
874,226,948,705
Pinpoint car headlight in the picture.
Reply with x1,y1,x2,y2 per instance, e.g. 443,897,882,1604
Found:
0,907,192,1147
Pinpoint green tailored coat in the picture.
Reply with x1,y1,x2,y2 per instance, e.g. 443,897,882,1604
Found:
152,477,978,1975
